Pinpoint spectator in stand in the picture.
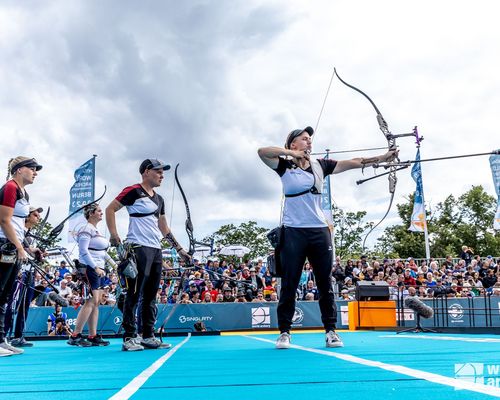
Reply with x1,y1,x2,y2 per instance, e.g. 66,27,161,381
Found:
235,291,247,302
179,293,192,304
302,280,319,300
245,267,264,301
460,246,474,266
215,293,224,302
482,269,497,289
201,281,219,303
222,288,235,303
252,290,265,303
344,259,354,279
202,292,212,303
57,279,72,299
340,289,354,301
191,291,201,304
304,292,315,301
424,272,437,288
57,261,71,278
269,292,278,302
403,269,416,289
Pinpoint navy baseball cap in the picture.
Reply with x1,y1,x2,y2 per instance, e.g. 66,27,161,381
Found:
139,158,171,174
285,126,314,149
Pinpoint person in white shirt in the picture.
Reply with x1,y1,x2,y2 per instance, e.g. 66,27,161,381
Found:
67,203,116,347
258,126,396,349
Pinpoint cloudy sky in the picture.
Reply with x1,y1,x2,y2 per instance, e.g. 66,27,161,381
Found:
1,0,499,250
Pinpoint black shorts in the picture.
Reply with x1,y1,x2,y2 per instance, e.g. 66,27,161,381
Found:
85,266,105,290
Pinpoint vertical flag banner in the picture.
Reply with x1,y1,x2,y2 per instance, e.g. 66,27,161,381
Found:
490,151,500,230
409,149,426,232
68,157,96,242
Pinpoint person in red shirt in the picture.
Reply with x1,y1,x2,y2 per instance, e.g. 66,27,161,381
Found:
201,281,219,303
0,157,42,356
403,269,416,289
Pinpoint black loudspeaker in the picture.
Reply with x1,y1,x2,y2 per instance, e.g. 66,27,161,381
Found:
355,281,390,301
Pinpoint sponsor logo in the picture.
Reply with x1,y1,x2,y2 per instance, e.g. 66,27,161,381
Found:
178,315,213,324
114,316,122,325
251,307,271,327
455,363,500,388
448,303,464,322
292,307,304,325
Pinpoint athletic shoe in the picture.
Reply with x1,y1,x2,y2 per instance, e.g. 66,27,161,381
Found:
325,330,344,348
88,335,110,347
275,332,291,349
122,337,144,352
0,345,13,357
10,337,33,347
67,333,92,347
0,339,24,355
140,336,172,349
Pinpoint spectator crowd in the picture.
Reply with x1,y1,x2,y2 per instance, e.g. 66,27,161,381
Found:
29,247,500,314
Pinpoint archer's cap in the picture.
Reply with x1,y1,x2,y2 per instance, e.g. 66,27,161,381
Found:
29,206,43,214
139,158,171,174
11,158,43,174
284,126,314,149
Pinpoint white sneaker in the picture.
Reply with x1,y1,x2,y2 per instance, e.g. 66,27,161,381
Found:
0,345,13,357
325,330,344,348
0,339,24,355
141,336,172,349
276,332,291,349
122,337,144,352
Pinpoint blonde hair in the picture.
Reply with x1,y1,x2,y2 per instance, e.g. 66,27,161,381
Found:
6,156,31,181
83,203,99,220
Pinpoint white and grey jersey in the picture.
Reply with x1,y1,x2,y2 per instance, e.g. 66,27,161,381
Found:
274,157,337,228
115,184,165,249
77,223,112,269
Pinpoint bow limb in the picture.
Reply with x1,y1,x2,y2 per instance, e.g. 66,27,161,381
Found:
334,69,398,248
48,186,107,240
174,164,195,257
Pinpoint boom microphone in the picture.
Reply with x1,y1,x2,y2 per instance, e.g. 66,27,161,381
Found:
404,296,434,319
48,291,69,307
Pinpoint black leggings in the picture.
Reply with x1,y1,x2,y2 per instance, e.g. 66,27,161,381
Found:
0,260,21,341
121,245,162,340
277,227,336,333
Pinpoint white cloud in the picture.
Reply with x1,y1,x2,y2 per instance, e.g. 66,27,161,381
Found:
0,0,498,250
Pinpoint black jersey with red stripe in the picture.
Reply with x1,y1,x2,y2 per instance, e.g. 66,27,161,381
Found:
0,180,30,241
115,184,165,249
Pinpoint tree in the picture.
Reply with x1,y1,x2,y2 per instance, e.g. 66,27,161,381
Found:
30,221,61,249
203,221,270,261
375,186,500,258
332,205,371,258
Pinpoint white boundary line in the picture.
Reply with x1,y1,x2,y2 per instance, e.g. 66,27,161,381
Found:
109,334,191,400
243,335,500,398
379,335,500,343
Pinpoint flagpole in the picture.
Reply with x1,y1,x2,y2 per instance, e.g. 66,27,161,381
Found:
416,138,431,262
92,154,97,201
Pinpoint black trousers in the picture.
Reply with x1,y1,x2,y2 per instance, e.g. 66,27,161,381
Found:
121,245,162,340
277,227,336,333
5,270,34,338
0,260,21,341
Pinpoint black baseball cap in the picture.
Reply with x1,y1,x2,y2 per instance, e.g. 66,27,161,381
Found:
139,158,171,174
284,126,314,149
11,158,43,174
